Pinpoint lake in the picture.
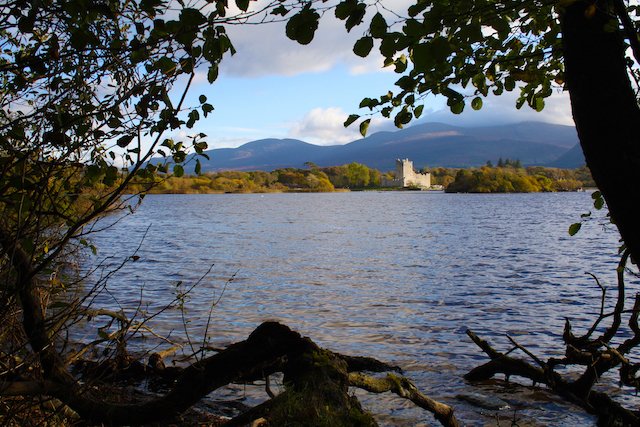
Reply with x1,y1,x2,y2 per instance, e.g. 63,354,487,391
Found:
84,191,633,426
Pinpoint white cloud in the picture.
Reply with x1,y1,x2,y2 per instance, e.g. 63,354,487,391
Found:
284,90,575,148
204,135,260,149
287,107,357,145
286,107,394,145
348,57,393,75
285,90,575,146
419,90,574,128
220,2,403,78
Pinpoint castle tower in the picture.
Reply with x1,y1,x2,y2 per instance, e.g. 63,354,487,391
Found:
396,158,413,180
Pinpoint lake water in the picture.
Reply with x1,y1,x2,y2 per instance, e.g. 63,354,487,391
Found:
84,191,635,426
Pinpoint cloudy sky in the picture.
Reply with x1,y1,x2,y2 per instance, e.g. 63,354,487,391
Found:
170,1,575,150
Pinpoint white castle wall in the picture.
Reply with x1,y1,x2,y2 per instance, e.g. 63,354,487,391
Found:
381,158,431,188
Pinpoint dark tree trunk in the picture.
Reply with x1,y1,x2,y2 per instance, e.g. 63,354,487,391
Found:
561,1,640,264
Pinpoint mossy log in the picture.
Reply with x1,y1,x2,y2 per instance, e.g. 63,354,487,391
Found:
8,321,458,426
349,373,458,427
225,346,379,427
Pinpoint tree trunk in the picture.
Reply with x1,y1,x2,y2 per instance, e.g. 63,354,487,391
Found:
560,1,640,264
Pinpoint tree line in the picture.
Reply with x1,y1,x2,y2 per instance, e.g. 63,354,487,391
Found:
430,163,595,193
131,162,595,193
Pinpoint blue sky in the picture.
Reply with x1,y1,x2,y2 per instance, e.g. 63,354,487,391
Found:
167,1,575,150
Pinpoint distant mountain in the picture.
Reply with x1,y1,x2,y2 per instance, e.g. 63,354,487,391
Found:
465,121,579,149
177,121,582,173
313,121,578,170
550,143,586,168
192,138,334,172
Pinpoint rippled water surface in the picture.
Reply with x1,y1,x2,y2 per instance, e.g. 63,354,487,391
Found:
86,191,634,426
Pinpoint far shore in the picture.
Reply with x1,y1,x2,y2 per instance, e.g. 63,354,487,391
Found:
126,187,594,195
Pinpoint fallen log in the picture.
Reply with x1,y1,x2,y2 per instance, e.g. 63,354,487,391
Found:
465,330,640,426
465,253,640,426
349,372,458,427
8,322,458,426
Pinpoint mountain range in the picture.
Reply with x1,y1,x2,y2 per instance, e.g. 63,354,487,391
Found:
180,121,584,173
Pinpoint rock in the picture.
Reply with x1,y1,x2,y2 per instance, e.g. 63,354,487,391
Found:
456,392,511,410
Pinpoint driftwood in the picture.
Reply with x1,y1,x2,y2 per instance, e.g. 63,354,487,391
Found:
349,372,458,427
465,250,640,426
5,320,459,426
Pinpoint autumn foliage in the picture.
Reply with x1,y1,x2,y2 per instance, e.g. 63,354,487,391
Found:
134,163,595,193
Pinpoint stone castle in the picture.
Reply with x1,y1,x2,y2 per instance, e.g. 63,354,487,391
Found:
380,158,431,188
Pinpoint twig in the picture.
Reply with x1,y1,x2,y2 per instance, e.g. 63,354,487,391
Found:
265,374,275,399
596,250,630,345
466,330,503,360
201,268,236,358
506,335,546,369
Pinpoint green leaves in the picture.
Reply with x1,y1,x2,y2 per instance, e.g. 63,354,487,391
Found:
569,191,609,237
335,0,366,32
344,114,360,127
104,166,119,187
194,140,208,155
369,13,387,38
0,0,264,381
592,190,605,210
235,0,250,12
471,97,483,111
394,107,413,127
187,110,200,128
443,87,465,114
117,134,135,148
208,65,219,83
411,38,452,74
450,101,465,114
353,37,373,57
603,18,619,33
271,5,289,16
343,115,372,137
408,1,429,17
286,5,320,45
155,56,177,75
414,104,424,119
359,119,370,136
410,43,433,73
347,0,564,132
203,30,236,66
179,8,206,26
335,0,358,20
568,222,582,236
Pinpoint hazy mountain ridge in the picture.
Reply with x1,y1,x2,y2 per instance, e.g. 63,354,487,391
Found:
186,121,582,173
